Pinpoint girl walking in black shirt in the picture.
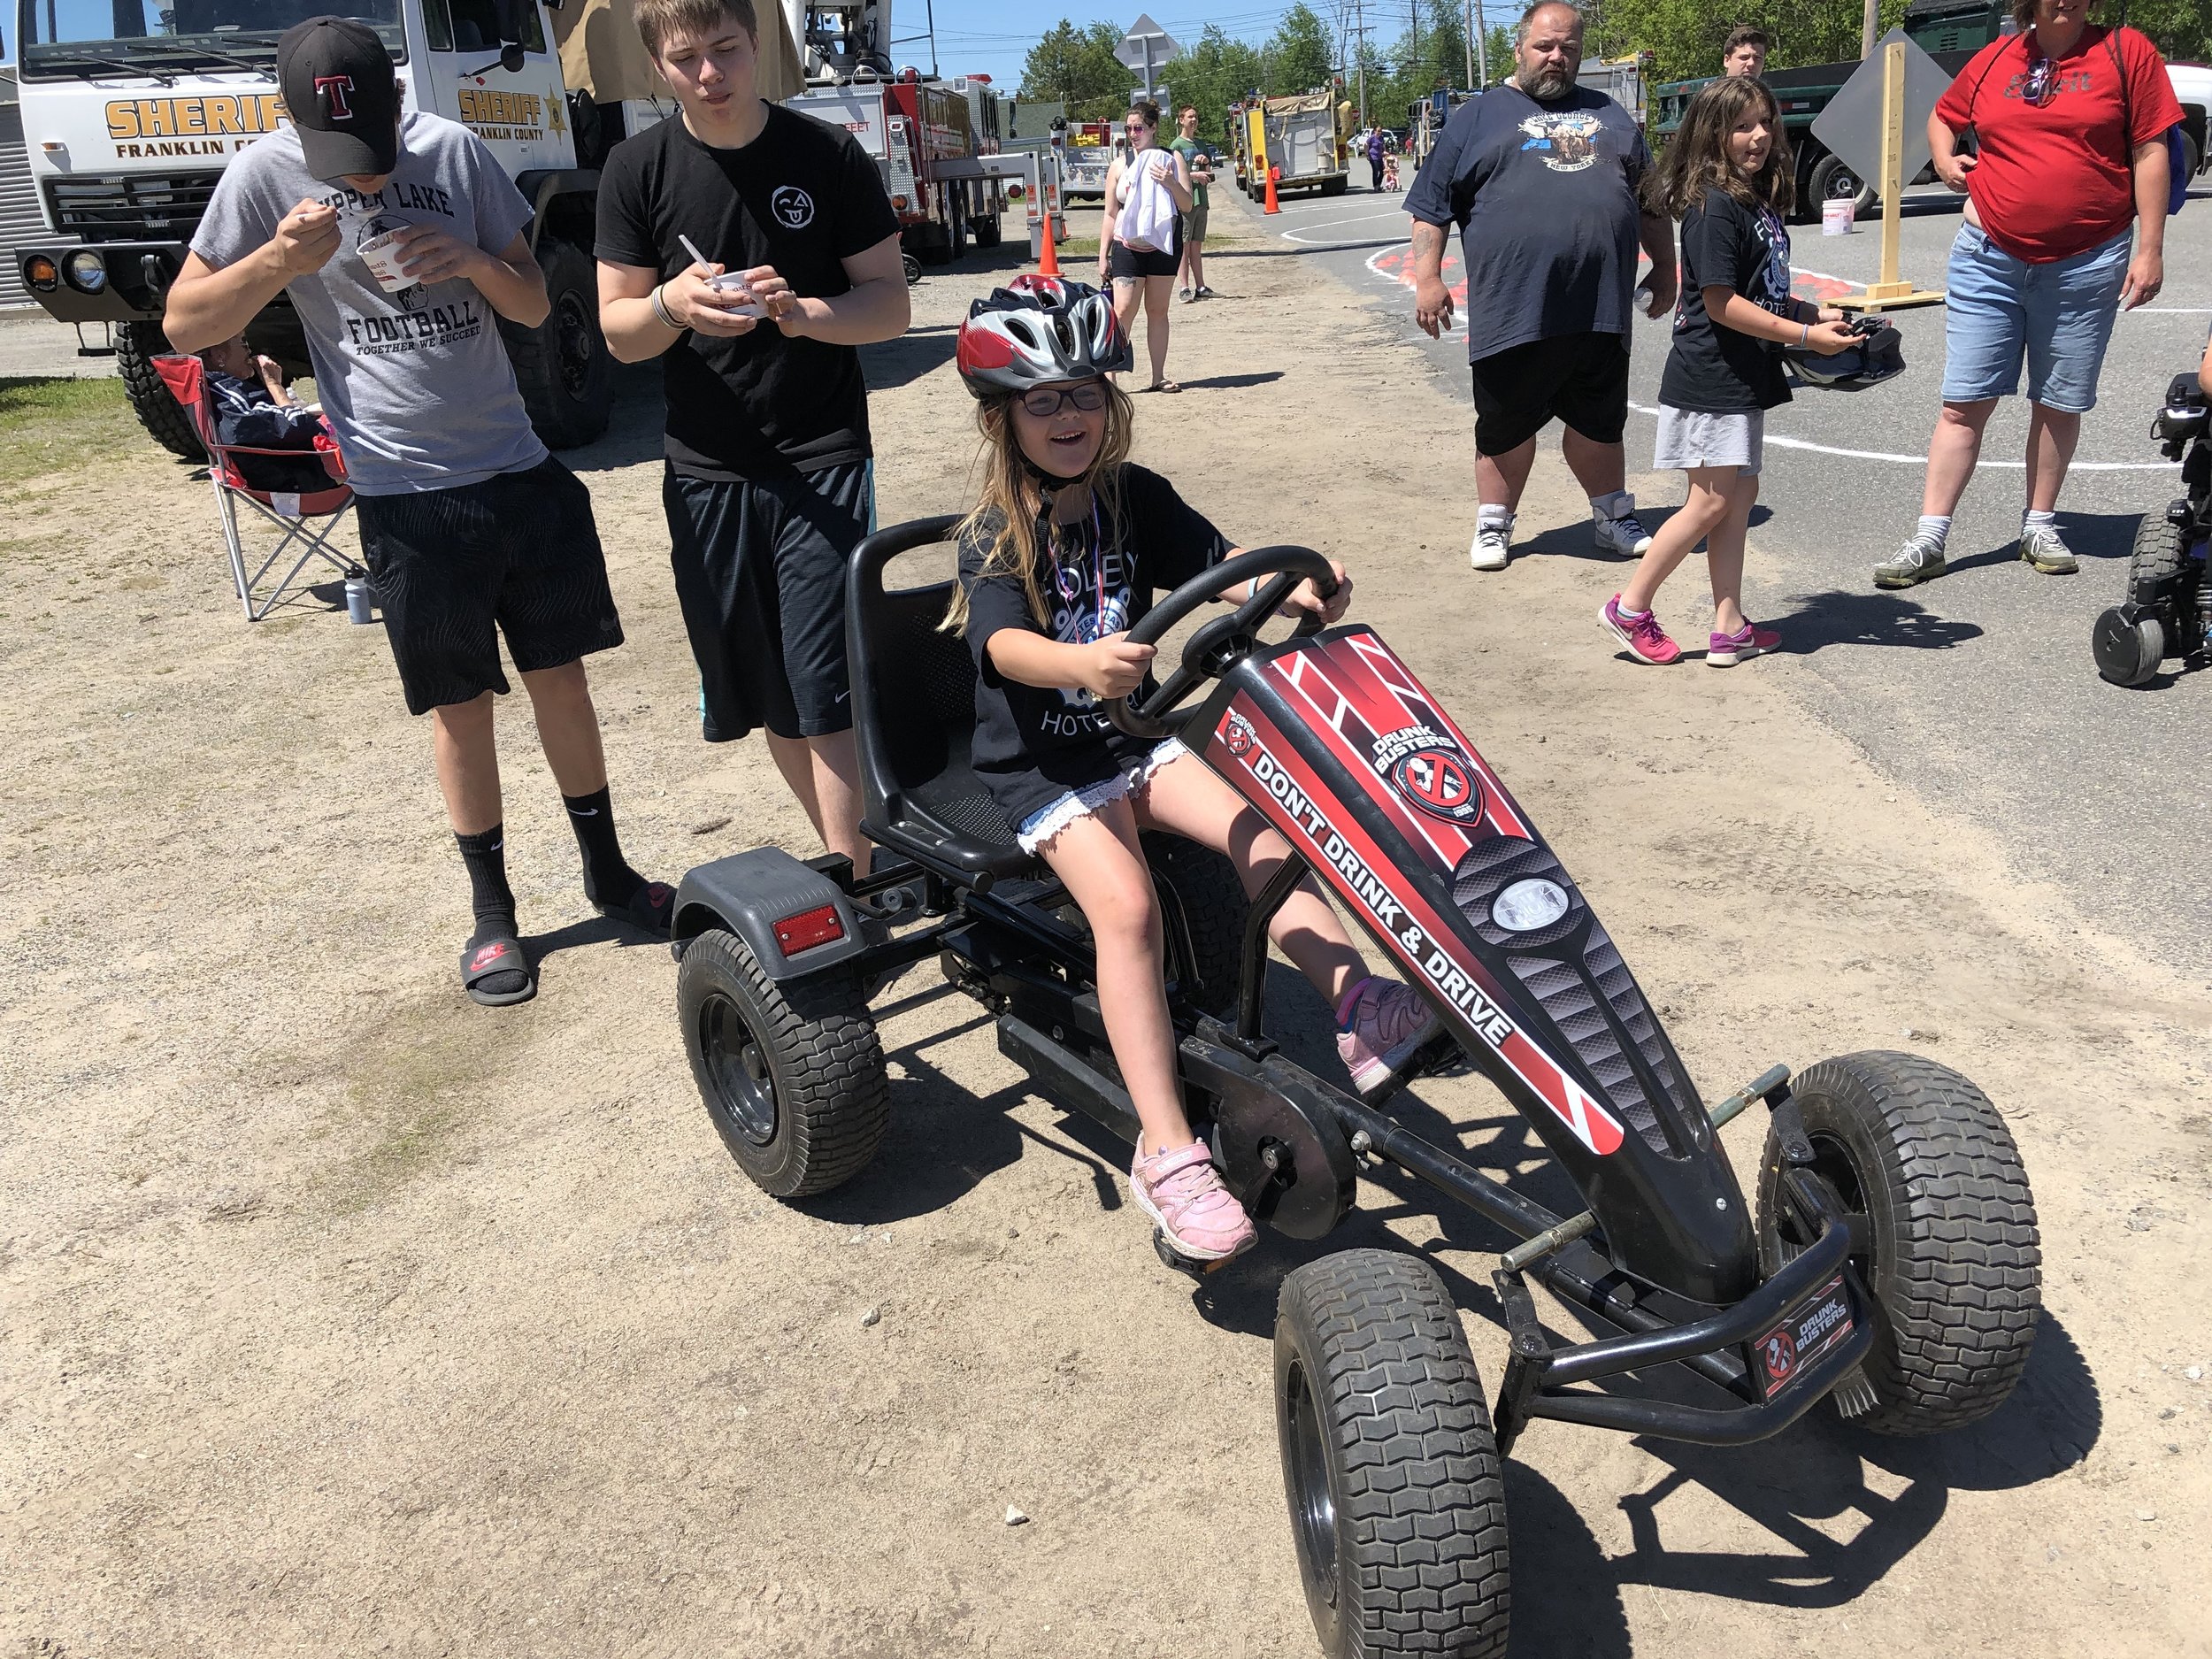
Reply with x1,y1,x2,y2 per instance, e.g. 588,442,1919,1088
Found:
949,282,1438,1265
1599,78,1856,666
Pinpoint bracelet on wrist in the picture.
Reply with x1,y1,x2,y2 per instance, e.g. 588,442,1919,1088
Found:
650,282,680,330
1798,320,1810,346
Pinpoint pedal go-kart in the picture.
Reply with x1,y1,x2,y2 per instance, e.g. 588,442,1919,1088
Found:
669,522,2042,1657
2094,371,2209,686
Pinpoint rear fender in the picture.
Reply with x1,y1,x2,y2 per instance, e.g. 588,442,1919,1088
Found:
1190,625,1757,1303
673,847,869,984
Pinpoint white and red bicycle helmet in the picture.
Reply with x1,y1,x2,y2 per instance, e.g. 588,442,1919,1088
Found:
956,276,1132,397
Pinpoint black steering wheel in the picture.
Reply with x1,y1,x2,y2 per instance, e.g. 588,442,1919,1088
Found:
1105,545,1340,739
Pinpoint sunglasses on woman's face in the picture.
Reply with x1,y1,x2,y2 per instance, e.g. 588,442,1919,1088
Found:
1020,382,1109,418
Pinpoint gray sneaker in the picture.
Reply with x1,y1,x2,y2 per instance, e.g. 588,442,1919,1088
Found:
2018,523,2079,574
1873,531,1948,589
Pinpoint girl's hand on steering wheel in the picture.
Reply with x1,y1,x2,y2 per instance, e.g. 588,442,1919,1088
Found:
1282,560,1351,624
1076,633,1156,699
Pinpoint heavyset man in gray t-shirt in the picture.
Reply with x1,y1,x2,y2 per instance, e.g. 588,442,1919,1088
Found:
165,16,669,1010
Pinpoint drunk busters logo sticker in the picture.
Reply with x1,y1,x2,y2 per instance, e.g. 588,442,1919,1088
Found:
1391,747,1480,825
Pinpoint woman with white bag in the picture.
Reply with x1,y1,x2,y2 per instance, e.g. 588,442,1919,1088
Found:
1098,100,1195,393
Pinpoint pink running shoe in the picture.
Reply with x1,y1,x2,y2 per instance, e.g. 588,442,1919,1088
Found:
1706,621,1781,667
1131,1140,1257,1263
1336,978,1441,1095
1598,595,1681,665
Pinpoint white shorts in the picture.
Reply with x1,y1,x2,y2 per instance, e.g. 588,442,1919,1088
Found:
1653,406,1763,475
1014,737,1187,855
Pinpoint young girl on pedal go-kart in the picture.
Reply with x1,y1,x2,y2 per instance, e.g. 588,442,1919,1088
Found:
1600,75,1858,666
948,278,1439,1265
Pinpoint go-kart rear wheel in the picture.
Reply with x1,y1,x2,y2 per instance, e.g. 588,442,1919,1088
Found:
677,928,890,1198
1755,1052,2040,1436
1274,1249,1509,1659
1142,833,1253,1018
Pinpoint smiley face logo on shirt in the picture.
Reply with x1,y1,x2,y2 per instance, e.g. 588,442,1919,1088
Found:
770,186,816,229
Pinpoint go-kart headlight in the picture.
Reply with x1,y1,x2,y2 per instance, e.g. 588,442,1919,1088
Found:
62,250,108,294
1493,878,1569,933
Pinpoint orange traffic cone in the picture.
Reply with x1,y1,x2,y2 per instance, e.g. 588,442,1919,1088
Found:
1038,204,1062,277
1263,164,1281,215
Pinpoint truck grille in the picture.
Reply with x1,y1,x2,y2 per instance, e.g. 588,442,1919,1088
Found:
45,172,224,244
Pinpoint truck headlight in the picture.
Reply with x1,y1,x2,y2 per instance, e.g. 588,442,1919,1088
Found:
63,250,109,294
23,255,60,293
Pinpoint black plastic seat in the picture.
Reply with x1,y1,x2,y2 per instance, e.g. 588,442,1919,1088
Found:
848,517,1041,881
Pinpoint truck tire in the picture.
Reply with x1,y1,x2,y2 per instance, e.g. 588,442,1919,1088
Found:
1805,150,1878,223
2181,126,2203,187
1275,1249,1511,1659
1320,173,1348,196
972,211,1002,248
677,927,892,1199
949,193,968,262
118,319,206,462
499,238,611,451
1755,1051,2040,1437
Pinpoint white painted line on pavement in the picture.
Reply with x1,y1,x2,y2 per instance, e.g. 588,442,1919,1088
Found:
1279,210,1413,245
1625,401,2180,471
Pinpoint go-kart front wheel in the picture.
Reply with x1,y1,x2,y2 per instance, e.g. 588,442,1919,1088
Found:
677,928,890,1198
1274,1249,1509,1659
1756,1052,2040,1436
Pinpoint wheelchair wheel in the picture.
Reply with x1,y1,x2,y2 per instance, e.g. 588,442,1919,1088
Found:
1275,1249,1510,1659
1756,1052,2040,1436
677,928,890,1198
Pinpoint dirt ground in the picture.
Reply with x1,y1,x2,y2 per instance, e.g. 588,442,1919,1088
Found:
4,192,2208,1659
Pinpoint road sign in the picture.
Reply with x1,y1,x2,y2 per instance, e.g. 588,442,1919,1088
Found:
1810,26,1948,195
1114,13,1182,94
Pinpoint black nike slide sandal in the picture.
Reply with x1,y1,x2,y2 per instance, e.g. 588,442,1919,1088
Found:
462,933,536,1008
595,879,676,939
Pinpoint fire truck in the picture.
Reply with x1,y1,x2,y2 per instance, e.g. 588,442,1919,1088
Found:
1060,119,1115,201
783,71,1003,270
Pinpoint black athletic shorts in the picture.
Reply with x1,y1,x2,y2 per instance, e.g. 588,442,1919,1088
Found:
355,456,623,716
1109,226,1182,280
664,460,873,742
1467,331,1633,456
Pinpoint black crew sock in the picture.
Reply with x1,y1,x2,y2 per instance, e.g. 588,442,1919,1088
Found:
562,786,646,908
456,825,529,996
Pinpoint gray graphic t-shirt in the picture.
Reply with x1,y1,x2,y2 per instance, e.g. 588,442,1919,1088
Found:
192,111,546,495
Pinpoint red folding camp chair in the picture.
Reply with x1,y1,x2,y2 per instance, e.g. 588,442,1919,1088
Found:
153,354,361,622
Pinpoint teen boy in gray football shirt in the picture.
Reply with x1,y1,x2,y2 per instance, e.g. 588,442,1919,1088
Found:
167,14,667,1009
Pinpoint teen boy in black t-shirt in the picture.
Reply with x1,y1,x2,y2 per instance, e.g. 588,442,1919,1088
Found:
595,0,908,872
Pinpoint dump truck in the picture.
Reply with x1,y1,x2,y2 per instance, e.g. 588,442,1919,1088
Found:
1229,91,1354,199
11,0,810,460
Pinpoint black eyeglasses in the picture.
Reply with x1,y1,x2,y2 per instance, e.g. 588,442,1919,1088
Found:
1020,382,1109,418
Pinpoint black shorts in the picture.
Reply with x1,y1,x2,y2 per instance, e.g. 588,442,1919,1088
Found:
664,460,872,742
355,457,623,716
1110,227,1181,280
1467,331,1632,456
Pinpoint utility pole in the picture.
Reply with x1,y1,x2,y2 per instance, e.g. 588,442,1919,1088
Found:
1410,0,1421,85
1474,0,1488,86
1862,0,1880,58
1463,0,1474,88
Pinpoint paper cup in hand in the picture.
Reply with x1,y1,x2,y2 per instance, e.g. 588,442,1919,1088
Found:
357,229,413,293
706,270,769,319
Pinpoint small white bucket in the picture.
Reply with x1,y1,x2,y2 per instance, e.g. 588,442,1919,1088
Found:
1822,197,1856,236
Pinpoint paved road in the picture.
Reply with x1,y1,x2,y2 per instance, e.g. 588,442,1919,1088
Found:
0,308,120,379
1241,178,2210,980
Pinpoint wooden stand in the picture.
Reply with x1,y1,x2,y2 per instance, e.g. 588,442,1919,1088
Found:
1839,41,1946,313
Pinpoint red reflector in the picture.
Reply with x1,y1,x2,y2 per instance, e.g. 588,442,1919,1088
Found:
772,903,846,954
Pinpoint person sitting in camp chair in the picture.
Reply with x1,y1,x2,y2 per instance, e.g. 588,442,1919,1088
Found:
198,333,333,494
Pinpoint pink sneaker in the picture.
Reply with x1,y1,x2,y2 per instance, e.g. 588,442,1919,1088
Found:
1706,621,1781,666
1131,1140,1257,1263
1599,595,1681,665
1335,978,1441,1094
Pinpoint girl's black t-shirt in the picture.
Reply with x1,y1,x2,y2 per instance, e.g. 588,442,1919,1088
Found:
1659,187,1795,414
959,465,1231,826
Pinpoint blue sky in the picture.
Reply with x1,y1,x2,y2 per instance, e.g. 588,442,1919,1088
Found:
918,2,1317,89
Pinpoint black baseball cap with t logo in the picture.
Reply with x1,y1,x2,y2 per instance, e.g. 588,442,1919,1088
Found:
278,15,402,180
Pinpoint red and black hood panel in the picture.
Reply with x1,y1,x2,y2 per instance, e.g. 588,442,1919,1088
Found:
1194,626,1755,1303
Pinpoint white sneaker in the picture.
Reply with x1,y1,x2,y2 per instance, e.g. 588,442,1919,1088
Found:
1594,507,1653,557
1470,515,1513,572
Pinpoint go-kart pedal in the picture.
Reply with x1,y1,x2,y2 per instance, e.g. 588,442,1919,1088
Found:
1152,1225,1242,1279
1360,1026,1471,1108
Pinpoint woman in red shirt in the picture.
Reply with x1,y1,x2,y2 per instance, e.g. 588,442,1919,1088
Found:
1874,0,2181,588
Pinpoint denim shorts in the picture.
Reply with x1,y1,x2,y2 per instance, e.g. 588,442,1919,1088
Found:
1939,221,2131,413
